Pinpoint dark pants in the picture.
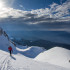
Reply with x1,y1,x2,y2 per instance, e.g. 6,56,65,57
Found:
9,50,12,56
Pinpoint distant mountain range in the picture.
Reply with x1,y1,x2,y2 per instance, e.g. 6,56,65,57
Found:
7,31,70,45
11,38,70,50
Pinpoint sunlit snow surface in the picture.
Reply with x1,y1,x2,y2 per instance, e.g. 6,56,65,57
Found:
0,50,70,70
0,31,70,70
35,47,70,68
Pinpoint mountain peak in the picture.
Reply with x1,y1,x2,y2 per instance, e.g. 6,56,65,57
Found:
0,27,16,52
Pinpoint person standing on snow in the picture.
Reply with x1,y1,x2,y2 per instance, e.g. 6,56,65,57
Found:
8,46,13,56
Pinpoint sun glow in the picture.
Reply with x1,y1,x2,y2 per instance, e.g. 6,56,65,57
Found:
0,1,6,10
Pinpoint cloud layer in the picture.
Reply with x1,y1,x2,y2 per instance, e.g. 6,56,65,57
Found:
0,0,70,31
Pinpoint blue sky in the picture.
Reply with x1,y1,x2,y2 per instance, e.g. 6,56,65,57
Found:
12,0,66,10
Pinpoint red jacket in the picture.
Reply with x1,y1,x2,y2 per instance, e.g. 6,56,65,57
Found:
8,47,12,51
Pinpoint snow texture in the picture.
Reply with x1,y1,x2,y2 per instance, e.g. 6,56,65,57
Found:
0,50,70,70
0,28,70,70
35,47,70,68
16,46,45,58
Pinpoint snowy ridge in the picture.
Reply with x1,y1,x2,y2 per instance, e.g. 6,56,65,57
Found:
16,46,45,58
0,28,70,70
0,28,16,53
35,47,70,68
0,50,69,70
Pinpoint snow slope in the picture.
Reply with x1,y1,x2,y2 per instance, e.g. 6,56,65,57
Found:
0,50,69,70
35,47,70,68
16,46,45,58
0,28,70,70
0,28,16,53
0,35,16,51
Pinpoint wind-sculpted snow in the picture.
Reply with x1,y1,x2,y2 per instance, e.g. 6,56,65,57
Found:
0,50,69,70
16,46,45,58
35,47,70,68
0,28,70,70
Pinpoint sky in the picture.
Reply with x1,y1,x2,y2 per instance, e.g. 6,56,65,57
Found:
0,0,70,32
12,0,66,10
